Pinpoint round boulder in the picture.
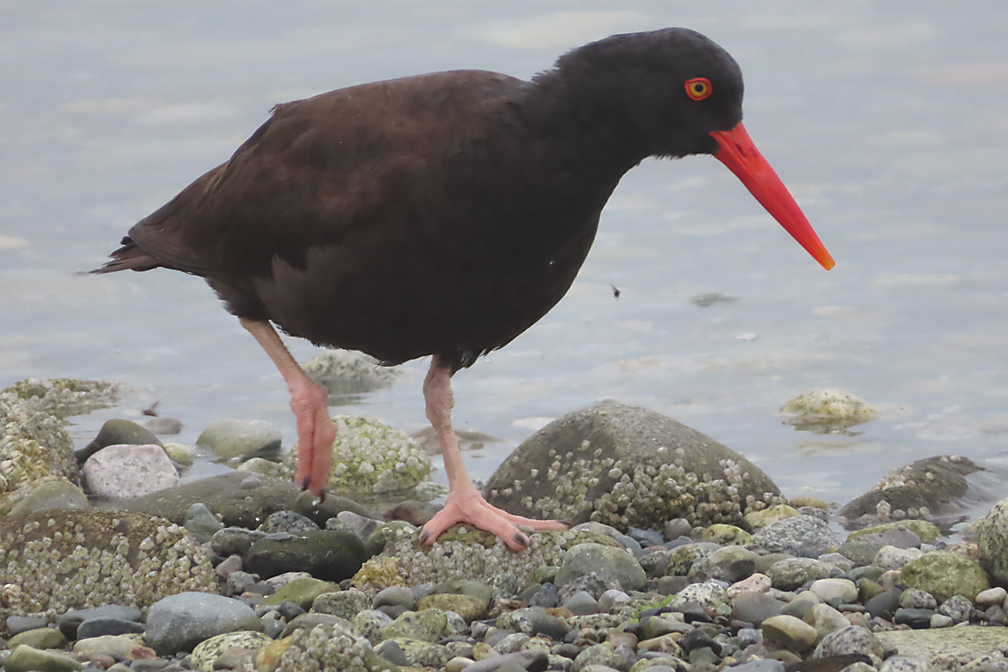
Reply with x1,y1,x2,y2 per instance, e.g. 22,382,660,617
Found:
484,401,781,531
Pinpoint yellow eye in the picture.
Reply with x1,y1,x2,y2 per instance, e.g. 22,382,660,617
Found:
685,77,713,101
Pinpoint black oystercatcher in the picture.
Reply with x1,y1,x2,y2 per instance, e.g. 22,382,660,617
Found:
94,28,834,550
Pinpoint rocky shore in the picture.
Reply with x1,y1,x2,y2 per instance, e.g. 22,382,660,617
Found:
3,376,1008,672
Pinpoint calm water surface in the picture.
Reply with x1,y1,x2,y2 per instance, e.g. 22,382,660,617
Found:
2,2,1007,515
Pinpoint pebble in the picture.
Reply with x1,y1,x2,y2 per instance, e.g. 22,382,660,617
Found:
144,592,262,655
81,444,180,499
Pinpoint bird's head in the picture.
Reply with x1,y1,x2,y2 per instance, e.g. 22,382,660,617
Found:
556,28,835,270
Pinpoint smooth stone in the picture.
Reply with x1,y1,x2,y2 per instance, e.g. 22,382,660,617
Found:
975,586,1007,607
727,573,771,598
879,656,930,672
453,649,548,672
76,618,146,639
664,519,692,541
5,645,83,672
77,419,163,464
809,578,857,603
432,579,495,608
374,639,410,667
629,527,665,547
563,591,600,615
183,503,224,543
598,588,630,611
373,586,416,611
810,603,851,640
144,592,262,655
555,543,647,592
731,591,784,627
496,609,567,641
59,606,143,640
6,615,50,636
836,539,884,566
779,389,876,430
8,628,69,650
162,442,196,466
528,582,559,608
858,528,922,550
572,644,625,672
780,590,821,621
930,613,954,628
196,418,282,460
82,444,179,499
893,608,935,629
189,631,273,672
701,524,753,546
71,635,147,658
937,595,973,624
245,529,367,582
864,588,902,620
761,615,818,652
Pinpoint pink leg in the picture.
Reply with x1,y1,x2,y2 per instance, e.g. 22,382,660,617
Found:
240,318,334,498
419,356,566,550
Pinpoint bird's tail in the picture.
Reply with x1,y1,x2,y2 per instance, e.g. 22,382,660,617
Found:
90,237,162,274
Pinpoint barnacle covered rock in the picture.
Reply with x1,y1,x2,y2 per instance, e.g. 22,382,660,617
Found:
484,402,782,532
0,509,217,622
352,525,618,598
279,415,431,495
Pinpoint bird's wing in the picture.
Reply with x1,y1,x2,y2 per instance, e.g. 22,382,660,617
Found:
166,70,531,282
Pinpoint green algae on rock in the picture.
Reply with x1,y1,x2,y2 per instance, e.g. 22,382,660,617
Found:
779,389,877,434
352,525,619,598
269,622,398,672
483,402,783,532
279,415,431,495
845,520,941,544
898,550,989,603
977,498,1008,585
838,455,986,530
0,509,217,621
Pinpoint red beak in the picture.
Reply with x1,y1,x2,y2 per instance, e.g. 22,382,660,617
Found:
710,122,835,270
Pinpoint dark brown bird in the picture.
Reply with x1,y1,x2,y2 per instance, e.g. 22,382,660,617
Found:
95,28,834,550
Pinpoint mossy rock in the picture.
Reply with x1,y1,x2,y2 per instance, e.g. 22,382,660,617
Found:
846,520,941,543
899,551,989,603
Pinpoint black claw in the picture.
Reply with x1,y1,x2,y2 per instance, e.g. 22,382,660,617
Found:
418,530,430,544
314,490,326,506
300,476,311,490
514,532,529,548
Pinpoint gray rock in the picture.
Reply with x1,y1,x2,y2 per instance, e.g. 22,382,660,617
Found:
880,656,930,672
766,557,836,591
812,626,884,663
938,595,974,624
664,519,692,541
864,588,902,620
257,510,320,534
858,527,922,549
664,543,717,576
498,608,568,640
669,581,730,614
335,510,382,540
144,592,262,655
121,471,374,528
573,644,627,672
555,543,646,592
900,550,990,603
350,609,394,644
781,591,821,621
7,615,50,635
731,590,784,626
312,589,370,620
196,418,282,461
899,588,938,610
687,545,757,584
373,639,409,667
762,614,817,652
893,608,935,629
58,606,143,640
76,618,146,639
76,418,162,464
460,650,549,672
835,538,884,566
81,444,179,499
183,503,224,544
373,586,416,612
558,572,610,602
809,578,857,603
779,389,876,433
874,545,924,570
754,515,839,557
386,637,451,668
484,402,781,530
302,351,400,397
245,528,367,582
839,455,990,529
145,417,183,435
564,590,600,615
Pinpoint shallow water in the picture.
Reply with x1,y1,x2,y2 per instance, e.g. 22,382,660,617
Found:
2,2,1007,517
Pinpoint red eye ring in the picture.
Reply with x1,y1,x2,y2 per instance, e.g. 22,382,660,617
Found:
685,77,713,101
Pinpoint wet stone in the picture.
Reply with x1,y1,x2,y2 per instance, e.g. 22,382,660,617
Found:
59,606,143,641
555,543,647,592
312,587,370,619
766,558,835,591
7,615,50,635
564,590,600,615
893,608,935,629
257,509,320,534
8,627,69,650
731,591,784,627
144,592,262,656
4,645,84,672
76,618,146,640
753,515,839,557
196,418,282,461
899,588,938,610
182,503,224,544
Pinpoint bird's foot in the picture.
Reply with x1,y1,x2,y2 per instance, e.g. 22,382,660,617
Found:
418,488,566,551
289,378,335,498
